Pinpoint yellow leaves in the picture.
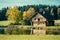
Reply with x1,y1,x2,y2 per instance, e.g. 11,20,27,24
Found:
23,7,35,20
6,9,11,16
27,7,35,17
6,6,21,23
23,11,27,17
28,7,35,13
23,11,28,20
13,6,18,10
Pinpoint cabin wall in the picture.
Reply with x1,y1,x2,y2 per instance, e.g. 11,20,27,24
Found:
31,13,46,34
32,13,46,27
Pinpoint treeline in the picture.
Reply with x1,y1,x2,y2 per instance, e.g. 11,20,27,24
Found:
0,4,60,21
0,8,8,20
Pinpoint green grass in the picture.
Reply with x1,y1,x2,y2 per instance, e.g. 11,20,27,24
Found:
55,20,60,26
0,35,60,40
0,20,12,26
0,20,60,40
0,20,60,26
0,21,9,26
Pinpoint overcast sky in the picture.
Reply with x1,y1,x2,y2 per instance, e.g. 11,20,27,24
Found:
0,0,60,9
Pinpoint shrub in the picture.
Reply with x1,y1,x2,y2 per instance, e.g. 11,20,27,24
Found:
46,27,60,35
24,30,31,34
5,25,31,35
0,29,4,34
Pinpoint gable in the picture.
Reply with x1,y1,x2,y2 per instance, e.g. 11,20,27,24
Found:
32,13,46,21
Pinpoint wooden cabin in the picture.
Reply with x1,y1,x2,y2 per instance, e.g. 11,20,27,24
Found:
30,12,46,34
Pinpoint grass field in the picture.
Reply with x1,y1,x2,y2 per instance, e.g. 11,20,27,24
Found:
0,20,60,40
0,21,9,26
0,20,60,26
0,35,60,40
0,21,14,26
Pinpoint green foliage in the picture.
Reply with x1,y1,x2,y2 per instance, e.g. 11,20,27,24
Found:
5,25,19,34
57,8,60,19
50,8,54,16
58,8,60,15
0,29,4,34
46,27,60,35
0,25,60,35
1,4,60,21
5,25,31,34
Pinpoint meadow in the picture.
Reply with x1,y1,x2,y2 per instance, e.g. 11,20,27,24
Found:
0,21,8,26
0,20,60,40
0,35,60,40
0,20,60,26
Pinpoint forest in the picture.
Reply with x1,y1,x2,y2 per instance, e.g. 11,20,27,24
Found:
0,4,60,21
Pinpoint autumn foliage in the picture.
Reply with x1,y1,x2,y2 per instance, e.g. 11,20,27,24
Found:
23,7,35,20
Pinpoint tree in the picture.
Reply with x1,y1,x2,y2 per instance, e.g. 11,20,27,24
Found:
23,7,35,20
50,8,54,16
0,8,7,20
58,8,60,15
23,7,35,25
6,6,21,24
57,8,60,19
45,7,49,11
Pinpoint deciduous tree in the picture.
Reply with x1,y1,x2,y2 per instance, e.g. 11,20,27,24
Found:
23,7,35,20
6,6,21,24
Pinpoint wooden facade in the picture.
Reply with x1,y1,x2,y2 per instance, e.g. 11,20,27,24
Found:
31,13,46,34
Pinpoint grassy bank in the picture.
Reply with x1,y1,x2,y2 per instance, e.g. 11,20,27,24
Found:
0,35,60,40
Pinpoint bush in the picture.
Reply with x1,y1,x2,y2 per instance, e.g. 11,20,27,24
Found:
46,27,60,35
5,25,31,35
5,25,19,34
24,30,31,34
0,29,4,34
9,23,21,25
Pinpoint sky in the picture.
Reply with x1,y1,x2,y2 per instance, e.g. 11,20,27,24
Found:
0,0,60,9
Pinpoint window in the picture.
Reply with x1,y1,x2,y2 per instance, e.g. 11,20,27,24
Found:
38,18,40,21
34,18,38,21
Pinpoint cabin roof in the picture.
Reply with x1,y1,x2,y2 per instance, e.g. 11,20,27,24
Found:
30,12,55,21
30,12,45,20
